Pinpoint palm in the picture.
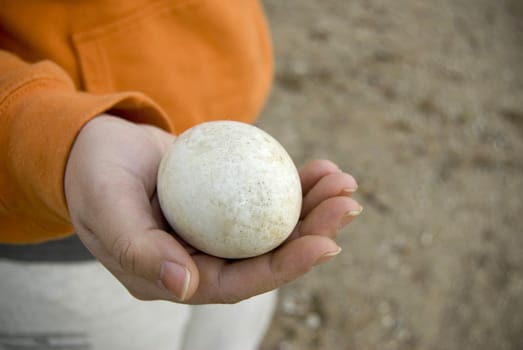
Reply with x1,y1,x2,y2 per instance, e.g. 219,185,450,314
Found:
65,116,361,304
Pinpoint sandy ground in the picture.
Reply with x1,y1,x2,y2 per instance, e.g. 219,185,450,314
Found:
257,1,523,349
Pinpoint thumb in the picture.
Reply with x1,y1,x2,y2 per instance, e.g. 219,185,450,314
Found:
82,176,200,301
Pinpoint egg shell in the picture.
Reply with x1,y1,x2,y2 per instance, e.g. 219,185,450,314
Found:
157,121,303,259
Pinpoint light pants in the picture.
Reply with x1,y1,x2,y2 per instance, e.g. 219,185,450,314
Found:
0,260,277,350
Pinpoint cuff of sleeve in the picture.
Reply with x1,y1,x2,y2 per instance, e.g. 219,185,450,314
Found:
1,64,172,243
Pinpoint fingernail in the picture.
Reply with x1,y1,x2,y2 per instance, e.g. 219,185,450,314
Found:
160,261,191,301
314,246,342,266
338,205,363,228
347,205,363,216
339,187,358,195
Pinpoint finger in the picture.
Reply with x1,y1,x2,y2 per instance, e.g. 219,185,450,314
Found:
84,175,199,301
301,172,358,218
189,235,341,304
299,159,341,195
294,196,362,240
139,124,176,153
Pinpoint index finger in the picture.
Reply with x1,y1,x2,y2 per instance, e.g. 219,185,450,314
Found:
299,159,341,194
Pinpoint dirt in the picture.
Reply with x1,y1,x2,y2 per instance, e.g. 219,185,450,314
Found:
257,1,523,349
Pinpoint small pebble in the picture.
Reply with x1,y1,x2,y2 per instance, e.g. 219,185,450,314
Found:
381,315,396,330
282,296,298,315
305,312,322,330
396,328,411,342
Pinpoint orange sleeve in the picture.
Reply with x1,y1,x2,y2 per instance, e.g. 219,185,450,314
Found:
0,51,172,243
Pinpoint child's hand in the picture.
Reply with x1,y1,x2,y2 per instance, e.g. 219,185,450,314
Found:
65,115,362,304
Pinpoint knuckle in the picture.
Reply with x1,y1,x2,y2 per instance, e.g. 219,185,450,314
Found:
112,236,138,274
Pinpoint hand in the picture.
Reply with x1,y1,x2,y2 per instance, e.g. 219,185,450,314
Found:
65,115,362,304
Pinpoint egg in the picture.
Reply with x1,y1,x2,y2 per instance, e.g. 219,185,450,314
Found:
157,121,303,259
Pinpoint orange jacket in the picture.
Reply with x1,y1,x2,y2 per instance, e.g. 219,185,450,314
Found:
0,0,273,243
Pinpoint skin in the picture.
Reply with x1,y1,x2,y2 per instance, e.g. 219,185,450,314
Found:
65,114,362,304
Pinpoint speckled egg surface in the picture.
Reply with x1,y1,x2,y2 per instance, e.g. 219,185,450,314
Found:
157,121,302,259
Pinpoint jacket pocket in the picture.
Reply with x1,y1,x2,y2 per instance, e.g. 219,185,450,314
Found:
72,0,273,132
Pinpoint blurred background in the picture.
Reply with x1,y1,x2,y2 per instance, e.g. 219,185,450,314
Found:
257,1,523,349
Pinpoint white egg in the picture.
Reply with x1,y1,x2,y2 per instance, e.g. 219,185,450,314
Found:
157,121,302,259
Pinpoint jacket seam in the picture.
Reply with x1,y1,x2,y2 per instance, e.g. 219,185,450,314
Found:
72,0,200,42
0,75,68,116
